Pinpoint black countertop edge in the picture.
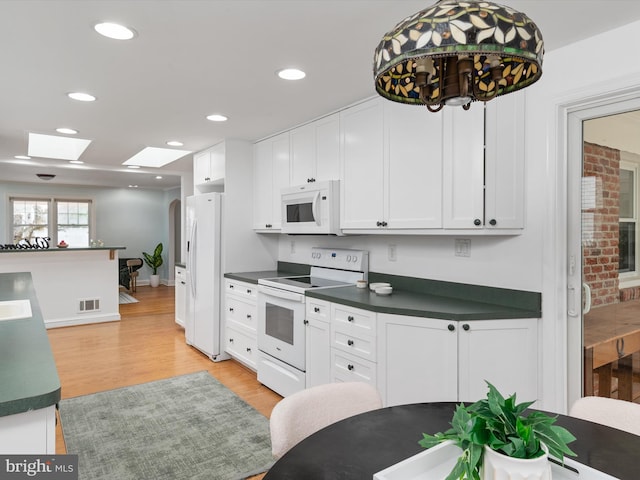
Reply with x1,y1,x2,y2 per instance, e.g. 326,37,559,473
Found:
0,246,126,253
2,388,62,417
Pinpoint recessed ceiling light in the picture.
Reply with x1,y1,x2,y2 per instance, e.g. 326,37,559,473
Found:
206,114,228,122
69,160,84,164
166,140,184,147
14,155,31,160
128,184,139,188
156,176,163,180
94,22,136,40
124,147,192,167
56,127,78,135
68,92,96,102
277,68,306,80
127,165,141,169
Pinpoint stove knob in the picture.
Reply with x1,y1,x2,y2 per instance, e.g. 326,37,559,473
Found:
347,255,351,262
352,255,357,262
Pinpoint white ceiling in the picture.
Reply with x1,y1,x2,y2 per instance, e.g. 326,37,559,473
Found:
2,0,640,190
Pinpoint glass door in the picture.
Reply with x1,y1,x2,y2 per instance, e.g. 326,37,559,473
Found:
578,112,640,403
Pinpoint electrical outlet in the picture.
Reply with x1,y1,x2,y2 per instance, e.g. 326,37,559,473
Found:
454,239,471,257
388,244,397,262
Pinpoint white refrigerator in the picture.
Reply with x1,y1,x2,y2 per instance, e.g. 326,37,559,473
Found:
185,192,228,361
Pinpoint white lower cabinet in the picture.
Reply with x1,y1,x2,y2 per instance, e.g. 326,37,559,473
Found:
377,313,539,406
377,314,458,407
224,279,258,370
0,405,56,454
330,304,377,388
305,298,331,388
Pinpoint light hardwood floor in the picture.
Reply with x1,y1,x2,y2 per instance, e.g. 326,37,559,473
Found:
48,284,281,478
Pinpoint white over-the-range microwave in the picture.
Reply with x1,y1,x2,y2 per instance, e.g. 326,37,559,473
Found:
281,180,342,235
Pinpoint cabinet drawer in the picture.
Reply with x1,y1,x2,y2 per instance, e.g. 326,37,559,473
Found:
331,350,377,386
225,296,257,332
332,304,376,336
331,326,376,362
306,298,330,321
225,279,257,299
225,326,257,370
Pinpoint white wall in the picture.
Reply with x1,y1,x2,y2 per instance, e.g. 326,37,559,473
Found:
0,182,175,283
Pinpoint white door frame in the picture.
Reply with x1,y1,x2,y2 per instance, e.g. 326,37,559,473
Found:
555,81,640,411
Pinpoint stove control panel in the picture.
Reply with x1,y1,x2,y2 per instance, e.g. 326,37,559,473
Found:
309,248,369,273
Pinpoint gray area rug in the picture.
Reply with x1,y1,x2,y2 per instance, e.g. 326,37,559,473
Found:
59,371,274,480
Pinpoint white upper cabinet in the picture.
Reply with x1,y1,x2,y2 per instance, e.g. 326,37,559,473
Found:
484,91,526,229
253,132,290,231
341,97,443,232
340,98,385,230
193,142,225,192
290,113,340,185
385,100,443,229
442,104,485,229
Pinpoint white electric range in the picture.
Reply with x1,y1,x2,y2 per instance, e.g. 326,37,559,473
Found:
256,247,369,397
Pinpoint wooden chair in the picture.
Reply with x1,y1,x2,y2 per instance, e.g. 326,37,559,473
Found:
126,258,143,292
269,382,382,459
569,396,640,435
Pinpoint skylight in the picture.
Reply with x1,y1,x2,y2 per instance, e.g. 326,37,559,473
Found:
123,147,192,168
28,133,92,161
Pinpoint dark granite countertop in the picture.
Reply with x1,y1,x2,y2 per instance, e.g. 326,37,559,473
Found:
224,267,541,321
306,285,539,320
0,272,61,417
224,261,311,285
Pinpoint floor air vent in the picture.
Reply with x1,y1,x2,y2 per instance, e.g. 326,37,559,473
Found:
78,298,101,313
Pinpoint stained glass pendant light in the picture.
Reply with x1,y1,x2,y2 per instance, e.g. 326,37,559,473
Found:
373,0,544,112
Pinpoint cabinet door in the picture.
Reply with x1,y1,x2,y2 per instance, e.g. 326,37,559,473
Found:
485,92,525,229
193,150,211,184
385,101,443,229
290,122,316,185
306,317,331,388
208,142,225,183
252,140,274,229
378,314,458,406
315,113,340,182
271,132,291,230
457,318,538,403
442,104,485,229
340,98,385,229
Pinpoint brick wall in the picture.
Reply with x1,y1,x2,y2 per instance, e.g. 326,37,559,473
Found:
582,142,620,308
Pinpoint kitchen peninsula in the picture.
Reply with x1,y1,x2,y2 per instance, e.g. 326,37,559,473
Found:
0,272,61,453
0,246,125,328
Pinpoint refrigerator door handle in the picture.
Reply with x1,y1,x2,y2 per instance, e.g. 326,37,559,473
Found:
188,220,197,298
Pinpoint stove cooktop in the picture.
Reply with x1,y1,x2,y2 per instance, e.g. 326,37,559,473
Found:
259,275,352,290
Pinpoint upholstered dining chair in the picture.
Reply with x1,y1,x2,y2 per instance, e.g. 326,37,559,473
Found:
126,258,143,292
569,396,640,436
269,382,383,459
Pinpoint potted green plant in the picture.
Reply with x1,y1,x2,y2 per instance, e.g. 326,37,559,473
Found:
419,382,577,480
142,242,163,287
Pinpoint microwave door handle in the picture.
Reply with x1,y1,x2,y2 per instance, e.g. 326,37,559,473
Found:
312,191,321,226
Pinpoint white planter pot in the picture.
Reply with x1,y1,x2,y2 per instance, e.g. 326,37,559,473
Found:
482,445,551,480
149,274,160,287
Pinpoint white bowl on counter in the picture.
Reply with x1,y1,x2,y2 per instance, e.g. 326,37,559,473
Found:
369,282,390,292
375,286,393,296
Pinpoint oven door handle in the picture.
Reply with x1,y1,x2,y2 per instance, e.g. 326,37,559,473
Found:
258,285,305,303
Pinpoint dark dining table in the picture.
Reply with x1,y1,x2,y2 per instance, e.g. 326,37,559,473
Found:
263,402,640,480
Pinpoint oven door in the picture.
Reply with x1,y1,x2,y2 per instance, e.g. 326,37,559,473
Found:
257,285,306,371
